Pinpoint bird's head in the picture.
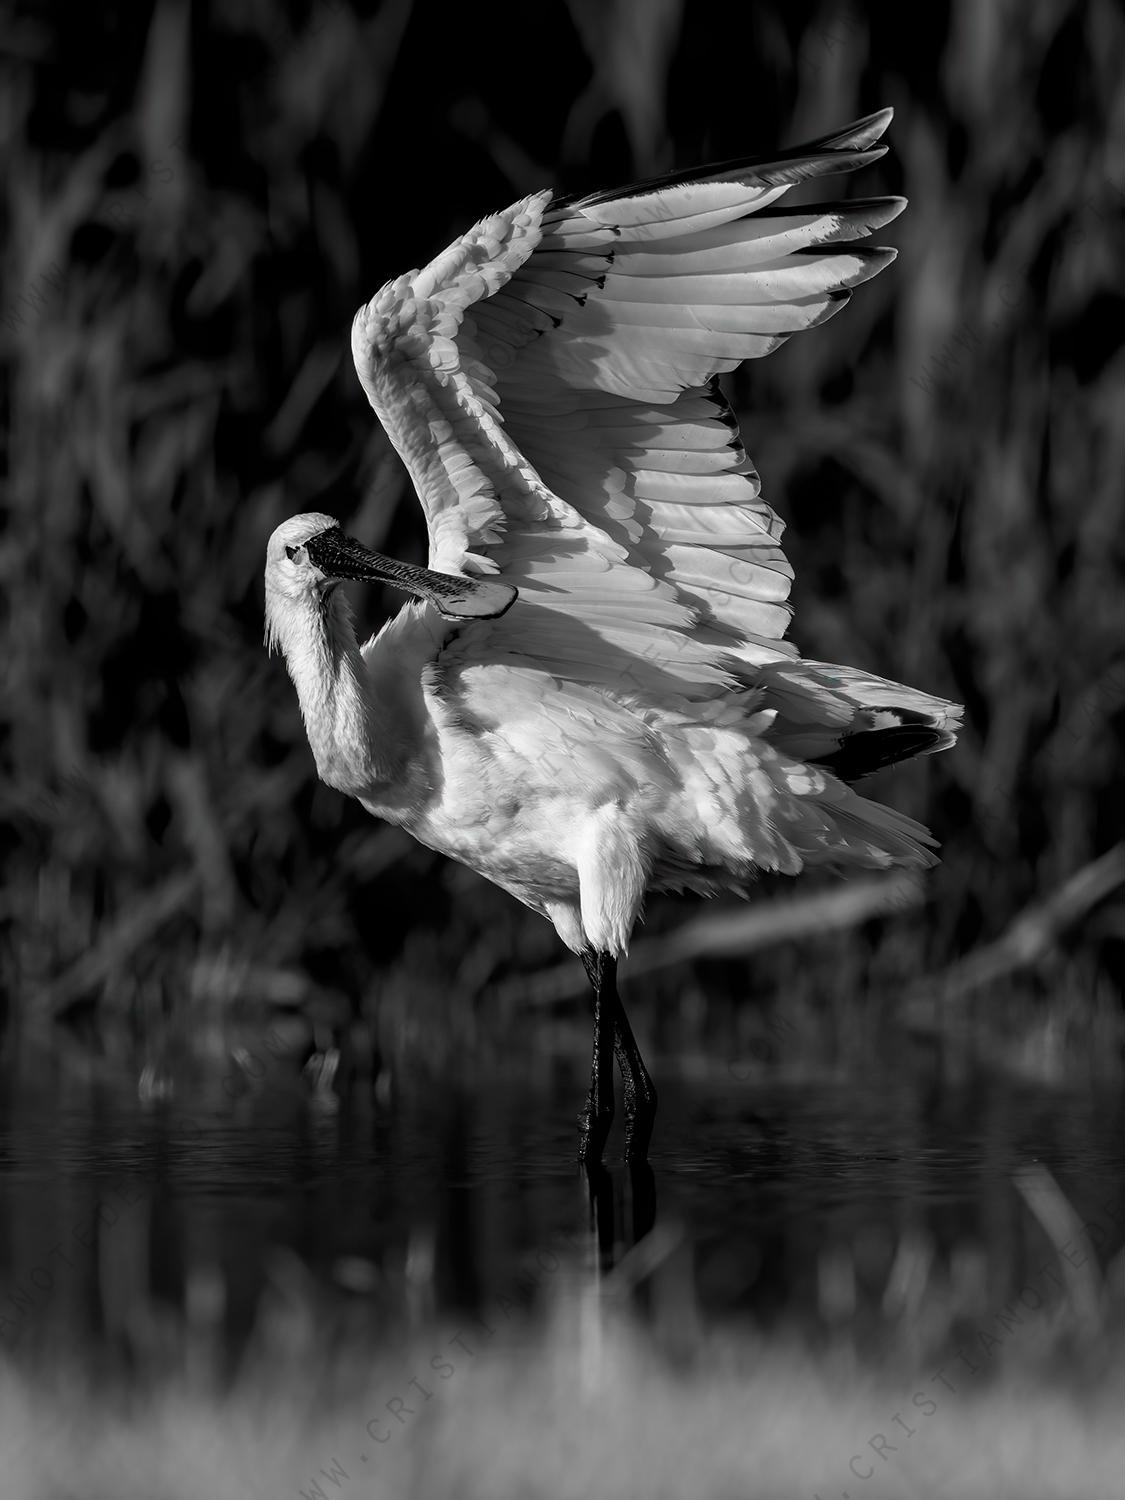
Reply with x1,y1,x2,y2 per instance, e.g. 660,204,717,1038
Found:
264,513,345,655
264,511,517,654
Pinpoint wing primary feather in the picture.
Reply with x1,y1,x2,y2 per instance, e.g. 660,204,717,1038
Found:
350,112,932,720
550,109,895,210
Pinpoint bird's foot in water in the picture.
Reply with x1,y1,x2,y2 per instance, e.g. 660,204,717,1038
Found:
579,1093,657,1164
622,1119,653,1165
577,1092,614,1164
619,1076,657,1165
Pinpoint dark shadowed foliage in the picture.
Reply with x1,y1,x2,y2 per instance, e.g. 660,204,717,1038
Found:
2,0,1123,1085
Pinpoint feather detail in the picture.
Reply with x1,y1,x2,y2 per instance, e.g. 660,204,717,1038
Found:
339,109,960,933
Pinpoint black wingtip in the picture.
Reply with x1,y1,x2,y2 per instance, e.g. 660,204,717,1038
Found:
816,724,947,782
552,110,897,211
802,108,894,155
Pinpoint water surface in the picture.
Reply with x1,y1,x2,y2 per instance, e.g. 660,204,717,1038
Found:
2,1055,1122,1363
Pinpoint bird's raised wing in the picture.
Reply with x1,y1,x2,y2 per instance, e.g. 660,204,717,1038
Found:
351,110,904,702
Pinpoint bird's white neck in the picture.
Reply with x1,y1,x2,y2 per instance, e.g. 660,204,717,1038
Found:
276,588,426,803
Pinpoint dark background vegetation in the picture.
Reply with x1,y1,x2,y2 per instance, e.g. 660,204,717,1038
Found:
3,0,1123,1082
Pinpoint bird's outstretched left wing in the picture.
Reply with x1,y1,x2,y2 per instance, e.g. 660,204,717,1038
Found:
351,110,904,703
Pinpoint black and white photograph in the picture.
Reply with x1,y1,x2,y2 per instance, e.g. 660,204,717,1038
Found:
2,1,1123,1495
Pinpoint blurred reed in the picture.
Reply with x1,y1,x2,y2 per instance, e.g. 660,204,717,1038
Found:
2,0,1123,1077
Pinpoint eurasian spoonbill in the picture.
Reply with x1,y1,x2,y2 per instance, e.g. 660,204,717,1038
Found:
264,109,960,1163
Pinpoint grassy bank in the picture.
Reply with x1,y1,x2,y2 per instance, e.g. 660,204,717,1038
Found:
5,1288,1125,1500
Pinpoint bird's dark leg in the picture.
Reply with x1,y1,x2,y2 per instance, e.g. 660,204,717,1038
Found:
614,991,658,1165
577,949,616,1164
577,950,658,1165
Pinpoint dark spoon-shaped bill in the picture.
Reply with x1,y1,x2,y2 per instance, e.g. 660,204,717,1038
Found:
305,526,517,620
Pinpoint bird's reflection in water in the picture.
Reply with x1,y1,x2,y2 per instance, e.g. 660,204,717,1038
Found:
584,1161,658,1275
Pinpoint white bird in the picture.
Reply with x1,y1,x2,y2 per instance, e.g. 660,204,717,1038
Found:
264,110,960,1164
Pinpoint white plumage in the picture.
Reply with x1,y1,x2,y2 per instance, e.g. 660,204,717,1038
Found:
264,110,960,1161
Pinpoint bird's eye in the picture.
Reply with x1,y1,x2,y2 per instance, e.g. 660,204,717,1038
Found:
285,544,300,562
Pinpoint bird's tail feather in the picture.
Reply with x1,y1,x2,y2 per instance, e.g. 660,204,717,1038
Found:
691,731,942,877
814,783,940,869
754,659,962,775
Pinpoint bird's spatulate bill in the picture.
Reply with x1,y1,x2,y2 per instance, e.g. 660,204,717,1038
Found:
305,527,517,620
